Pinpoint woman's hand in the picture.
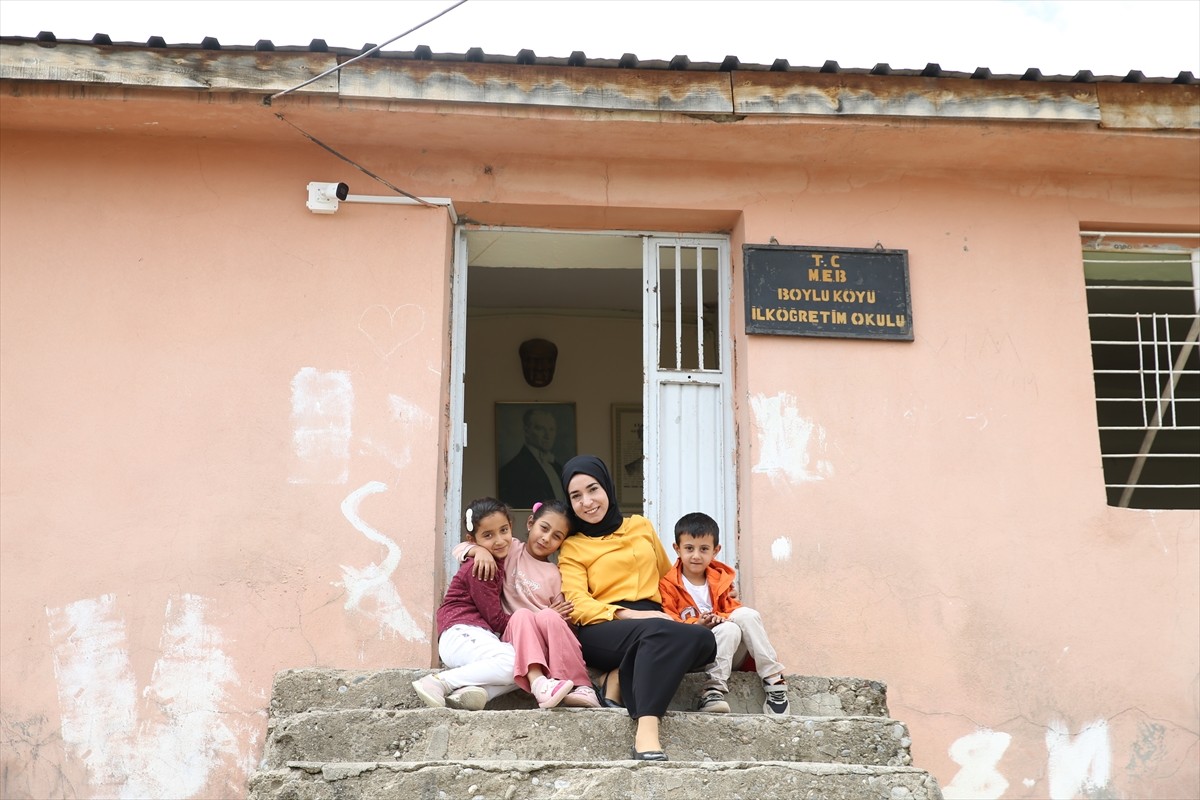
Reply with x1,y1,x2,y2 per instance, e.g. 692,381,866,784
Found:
614,608,672,621
549,599,574,621
469,547,497,580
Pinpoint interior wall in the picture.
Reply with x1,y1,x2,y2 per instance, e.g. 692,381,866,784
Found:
462,312,642,522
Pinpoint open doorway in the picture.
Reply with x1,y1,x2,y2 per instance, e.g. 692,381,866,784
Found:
443,228,736,577
461,229,644,533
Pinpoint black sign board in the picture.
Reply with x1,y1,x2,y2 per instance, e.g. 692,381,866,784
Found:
743,244,913,341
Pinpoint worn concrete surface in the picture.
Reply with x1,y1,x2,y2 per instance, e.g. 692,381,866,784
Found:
264,707,912,768
269,668,888,718
249,760,944,800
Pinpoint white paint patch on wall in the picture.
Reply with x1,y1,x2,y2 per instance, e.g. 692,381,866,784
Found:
943,728,1011,800
357,394,436,469
359,437,412,470
771,536,793,562
389,394,434,428
289,368,353,484
750,393,833,483
1046,719,1112,800
45,594,245,799
338,481,428,642
45,594,138,790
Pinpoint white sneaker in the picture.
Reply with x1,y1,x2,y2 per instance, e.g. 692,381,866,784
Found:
446,685,489,711
763,680,790,716
411,674,450,708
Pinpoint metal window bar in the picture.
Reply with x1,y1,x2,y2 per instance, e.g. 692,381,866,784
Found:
695,247,705,372
660,244,719,373
1118,313,1200,506
1086,285,1193,291
1081,231,1200,238
1109,483,1200,489
673,244,683,370
1138,312,1149,428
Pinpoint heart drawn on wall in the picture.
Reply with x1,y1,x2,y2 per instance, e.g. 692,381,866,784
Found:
358,304,426,360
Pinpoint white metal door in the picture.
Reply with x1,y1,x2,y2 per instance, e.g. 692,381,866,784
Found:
643,237,736,564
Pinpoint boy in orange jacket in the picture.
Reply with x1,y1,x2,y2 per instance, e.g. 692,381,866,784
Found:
659,512,789,715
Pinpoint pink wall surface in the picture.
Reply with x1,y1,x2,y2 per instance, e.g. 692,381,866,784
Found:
1,83,1197,799
1,130,455,798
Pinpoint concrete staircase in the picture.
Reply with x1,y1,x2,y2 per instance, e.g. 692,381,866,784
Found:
248,668,944,800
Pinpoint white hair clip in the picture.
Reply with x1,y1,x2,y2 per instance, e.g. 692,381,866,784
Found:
465,508,474,532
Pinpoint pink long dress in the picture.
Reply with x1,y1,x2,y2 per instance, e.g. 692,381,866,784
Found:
451,539,590,690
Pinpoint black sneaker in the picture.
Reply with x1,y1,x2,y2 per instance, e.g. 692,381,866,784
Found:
763,680,790,716
697,689,730,713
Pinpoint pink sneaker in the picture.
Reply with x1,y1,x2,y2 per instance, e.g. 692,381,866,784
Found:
531,675,573,708
561,685,601,708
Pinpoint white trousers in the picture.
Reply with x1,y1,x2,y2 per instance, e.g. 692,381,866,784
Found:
705,606,786,692
437,624,518,700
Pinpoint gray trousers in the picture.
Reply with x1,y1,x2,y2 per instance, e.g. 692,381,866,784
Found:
704,606,786,692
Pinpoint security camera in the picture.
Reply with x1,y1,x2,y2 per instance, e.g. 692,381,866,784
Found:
306,181,350,214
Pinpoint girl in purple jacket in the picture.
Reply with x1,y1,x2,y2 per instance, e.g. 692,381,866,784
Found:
410,497,519,711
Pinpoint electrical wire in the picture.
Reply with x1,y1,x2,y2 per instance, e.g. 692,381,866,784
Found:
266,0,469,103
274,113,437,207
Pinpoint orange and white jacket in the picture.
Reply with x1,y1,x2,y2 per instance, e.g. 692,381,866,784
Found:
658,558,742,623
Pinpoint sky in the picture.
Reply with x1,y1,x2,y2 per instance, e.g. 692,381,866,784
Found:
0,0,1198,79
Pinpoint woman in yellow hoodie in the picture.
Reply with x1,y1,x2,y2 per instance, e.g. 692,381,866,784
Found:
557,455,716,762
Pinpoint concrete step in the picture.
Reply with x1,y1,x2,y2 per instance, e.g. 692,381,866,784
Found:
248,760,944,800
263,707,913,768
269,668,889,718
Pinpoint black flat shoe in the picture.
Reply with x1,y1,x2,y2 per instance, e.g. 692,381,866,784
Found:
630,747,668,761
594,669,625,708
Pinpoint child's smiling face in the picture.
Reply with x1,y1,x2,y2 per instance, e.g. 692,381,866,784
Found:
674,532,721,583
469,511,513,559
526,510,569,561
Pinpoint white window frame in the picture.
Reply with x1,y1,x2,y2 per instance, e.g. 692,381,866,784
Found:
1081,229,1200,509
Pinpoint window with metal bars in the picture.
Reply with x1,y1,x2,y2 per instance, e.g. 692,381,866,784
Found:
1081,230,1199,509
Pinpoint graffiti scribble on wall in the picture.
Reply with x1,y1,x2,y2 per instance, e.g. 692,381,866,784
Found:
337,481,428,642
357,304,426,360
45,594,248,799
1046,719,1112,800
943,728,1011,799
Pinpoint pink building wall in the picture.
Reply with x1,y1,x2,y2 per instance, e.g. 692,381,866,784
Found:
1,63,1197,799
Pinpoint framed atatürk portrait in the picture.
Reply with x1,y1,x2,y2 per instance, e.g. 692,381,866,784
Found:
611,403,644,510
495,402,577,510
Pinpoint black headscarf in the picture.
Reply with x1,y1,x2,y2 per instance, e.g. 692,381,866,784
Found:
560,454,624,537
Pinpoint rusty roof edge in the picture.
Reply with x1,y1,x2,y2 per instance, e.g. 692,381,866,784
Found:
5,34,1197,85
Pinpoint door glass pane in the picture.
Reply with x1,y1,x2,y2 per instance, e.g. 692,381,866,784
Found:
658,244,721,371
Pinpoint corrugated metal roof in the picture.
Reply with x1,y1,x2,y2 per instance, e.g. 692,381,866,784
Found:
11,32,1199,85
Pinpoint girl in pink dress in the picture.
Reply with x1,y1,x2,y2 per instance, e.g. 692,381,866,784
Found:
453,500,600,709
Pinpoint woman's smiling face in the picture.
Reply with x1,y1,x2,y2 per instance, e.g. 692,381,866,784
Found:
567,473,609,526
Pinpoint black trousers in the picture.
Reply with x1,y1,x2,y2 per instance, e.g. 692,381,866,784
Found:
576,601,717,719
